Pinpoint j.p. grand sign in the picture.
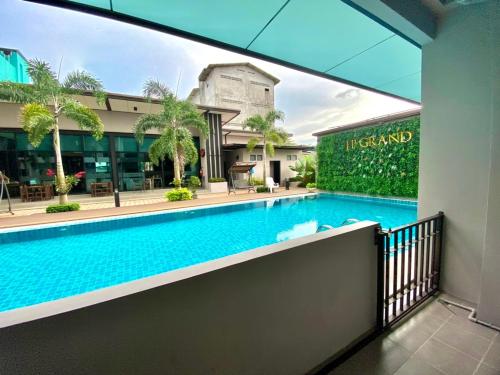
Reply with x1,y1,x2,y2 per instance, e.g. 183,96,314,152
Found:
345,130,413,151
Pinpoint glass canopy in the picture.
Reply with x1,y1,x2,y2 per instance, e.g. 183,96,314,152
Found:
41,0,421,102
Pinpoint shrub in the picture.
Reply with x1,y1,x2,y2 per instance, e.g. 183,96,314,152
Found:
249,177,264,186
208,177,226,183
165,188,193,201
170,178,182,188
288,176,301,182
46,202,80,213
256,186,268,193
188,176,201,189
306,183,316,189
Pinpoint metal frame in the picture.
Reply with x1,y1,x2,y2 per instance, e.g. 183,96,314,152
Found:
0,171,13,215
376,211,444,329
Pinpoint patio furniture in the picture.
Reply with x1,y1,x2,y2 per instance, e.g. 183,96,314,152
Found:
124,178,143,191
265,177,279,193
228,162,257,195
43,183,54,200
91,182,113,197
143,178,153,190
20,185,47,202
152,176,162,188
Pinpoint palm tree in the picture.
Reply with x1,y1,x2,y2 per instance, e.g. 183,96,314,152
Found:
0,59,105,204
134,80,209,187
243,110,289,181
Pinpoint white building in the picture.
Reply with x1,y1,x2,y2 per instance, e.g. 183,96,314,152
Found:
188,63,312,184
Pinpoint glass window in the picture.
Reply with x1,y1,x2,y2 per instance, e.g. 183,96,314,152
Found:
84,152,112,192
16,133,52,151
250,155,256,161
61,134,83,152
139,137,157,153
115,136,139,152
287,155,291,161
257,155,263,161
0,132,16,151
84,135,109,152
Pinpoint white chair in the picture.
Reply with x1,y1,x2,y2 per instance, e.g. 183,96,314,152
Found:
265,177,279,193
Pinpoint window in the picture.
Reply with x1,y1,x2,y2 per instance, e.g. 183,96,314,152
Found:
287,155,297,161
250,154,263,161
257,155,263,161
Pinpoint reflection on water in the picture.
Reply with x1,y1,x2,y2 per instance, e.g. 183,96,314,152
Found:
276,220,318,242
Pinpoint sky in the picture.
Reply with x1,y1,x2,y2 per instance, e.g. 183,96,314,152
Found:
0,0,419,145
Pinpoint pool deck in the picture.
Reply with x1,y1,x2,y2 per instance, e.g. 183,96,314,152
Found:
0,188,311,229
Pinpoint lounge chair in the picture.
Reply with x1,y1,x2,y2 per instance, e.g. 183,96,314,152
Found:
265,177,279,193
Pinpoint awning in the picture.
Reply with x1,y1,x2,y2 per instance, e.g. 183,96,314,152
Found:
32,0,421,102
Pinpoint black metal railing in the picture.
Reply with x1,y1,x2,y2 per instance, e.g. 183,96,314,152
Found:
376,212,444,329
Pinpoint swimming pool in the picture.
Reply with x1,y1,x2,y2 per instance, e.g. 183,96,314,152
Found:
0,193,416,313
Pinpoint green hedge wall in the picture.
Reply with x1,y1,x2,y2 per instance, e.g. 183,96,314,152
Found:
317,116,420,198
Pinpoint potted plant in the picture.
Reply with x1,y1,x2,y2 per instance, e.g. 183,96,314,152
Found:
306,182,317,192
208,177,228,193
188,175,201,199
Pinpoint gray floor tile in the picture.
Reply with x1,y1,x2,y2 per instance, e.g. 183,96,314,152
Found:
394,356,446,375
484,340,500,370
475,364,500,375
385,318,437,353
418,300,454,321
434,322,491,360
414,337,479,375
329,337,410,375
447,314,497,340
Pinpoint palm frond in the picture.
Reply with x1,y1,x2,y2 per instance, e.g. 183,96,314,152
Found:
63,70,106,105
265,110,285,124
20,103,55,147
61,99,104,140
143,79,171,100
179,101,209,136
265,142,275,157
0,82,38,104
148,130,176,165
243,115,267,133
27,60,59,101
133,113,165,144
246,137,260,152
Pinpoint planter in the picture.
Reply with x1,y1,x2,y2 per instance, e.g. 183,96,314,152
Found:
289,181,301,189
208,181,228,193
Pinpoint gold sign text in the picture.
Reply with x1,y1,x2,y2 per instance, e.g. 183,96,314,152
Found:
345,131,413,151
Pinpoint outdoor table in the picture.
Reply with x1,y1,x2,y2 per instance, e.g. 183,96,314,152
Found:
24,185,45,202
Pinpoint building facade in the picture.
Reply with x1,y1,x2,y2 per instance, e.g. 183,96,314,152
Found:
189,63,311,184
0,48,30,84
0,92,239,195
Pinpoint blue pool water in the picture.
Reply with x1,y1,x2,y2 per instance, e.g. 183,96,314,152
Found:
0,193,416,312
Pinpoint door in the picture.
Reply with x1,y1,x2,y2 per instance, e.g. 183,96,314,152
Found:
271,160,281,185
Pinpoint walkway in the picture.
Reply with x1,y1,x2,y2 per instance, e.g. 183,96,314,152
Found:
0,188,310,229
330,294,500,375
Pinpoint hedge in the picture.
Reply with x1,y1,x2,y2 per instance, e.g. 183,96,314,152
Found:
46,202,81,213
165,188,193,201
317,116,420,198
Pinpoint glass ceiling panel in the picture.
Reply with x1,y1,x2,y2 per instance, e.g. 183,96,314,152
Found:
113,0,286,47
328,36,421,88
61,0,422,102
248,0,393,72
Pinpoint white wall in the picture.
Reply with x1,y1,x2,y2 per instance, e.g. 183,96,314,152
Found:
0,222,378,375
419,2,500,324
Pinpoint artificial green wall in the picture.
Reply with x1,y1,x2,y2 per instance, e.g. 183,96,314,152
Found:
317,116,420,198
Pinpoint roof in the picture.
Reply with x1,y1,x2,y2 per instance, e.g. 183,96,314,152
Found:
77,90,241,124
223,143,314,151
312,109,421,137
187,88,199,101
198,63,280,84
0,47,28,62
38,1,422,102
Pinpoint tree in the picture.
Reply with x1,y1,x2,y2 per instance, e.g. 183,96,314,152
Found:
243,110,289,181
134,80,209,187
289,153,317,185
0,59,105,204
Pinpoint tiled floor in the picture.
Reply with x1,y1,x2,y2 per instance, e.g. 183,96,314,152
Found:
330,294,500,375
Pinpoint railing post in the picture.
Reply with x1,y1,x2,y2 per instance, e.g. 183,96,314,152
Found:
375,225,385,332
435,211,445,289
